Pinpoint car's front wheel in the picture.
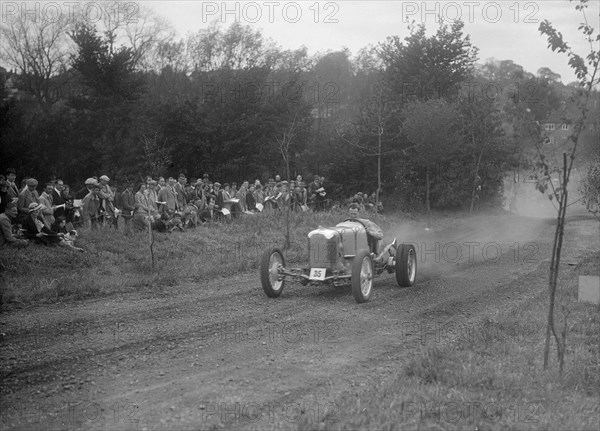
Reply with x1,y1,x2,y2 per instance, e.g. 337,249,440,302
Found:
396,244,417,287
260,247,285,297
352,249,373,303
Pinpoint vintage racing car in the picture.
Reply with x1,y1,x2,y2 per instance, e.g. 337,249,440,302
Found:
259,218,417,303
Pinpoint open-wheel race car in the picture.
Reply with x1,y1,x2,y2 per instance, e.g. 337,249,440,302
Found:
260,218,417,303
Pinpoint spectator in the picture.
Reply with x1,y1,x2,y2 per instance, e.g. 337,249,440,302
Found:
98,175,118,228
174,174,187,210
23,203,83,252
5,168,19,200
246,184,257,212
61,184,75,225
39,182,58,226
0,202,28,248
199,197,216,223
52,179,67,220
0,179,9,214
82,183,101,230
17,178,40,222
133,184,152,232
147,179,160,214
158,177,178,216
117,183,135,234
75,178,97,200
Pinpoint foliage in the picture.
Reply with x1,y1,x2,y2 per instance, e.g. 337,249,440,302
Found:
579,156,600,218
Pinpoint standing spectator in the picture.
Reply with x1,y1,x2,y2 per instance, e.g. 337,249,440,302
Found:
133,184,151,232
0,202,28,248
174,174,187,210
52,179,67,220
117,183,135,234
75,178,97,200
158,177,178,216
246,184,257,212
0,179,9,214
6,168,19,200
17,178,40,222
61,184,75,225
82,183,101,230
39,182,57,227
146,179,160,214
253,184,264,206
98,175,118,228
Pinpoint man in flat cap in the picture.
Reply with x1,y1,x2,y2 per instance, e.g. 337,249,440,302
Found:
17,178,40,223
75,178,98,200
98,175,118,228
82,183,101,229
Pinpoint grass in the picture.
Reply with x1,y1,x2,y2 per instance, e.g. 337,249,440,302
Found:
304,251,600,431
0,208,413,308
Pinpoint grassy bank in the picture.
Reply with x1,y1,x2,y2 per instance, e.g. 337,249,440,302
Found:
0,209,415,308
308,251,600,431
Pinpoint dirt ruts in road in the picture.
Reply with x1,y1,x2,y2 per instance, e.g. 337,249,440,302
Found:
1,215,597,430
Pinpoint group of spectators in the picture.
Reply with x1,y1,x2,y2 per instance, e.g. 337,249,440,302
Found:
2,168,381,250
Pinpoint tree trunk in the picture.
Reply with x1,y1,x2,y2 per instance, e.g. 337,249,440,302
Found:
426,166,431,229
470,137,484,214
543,153,568,372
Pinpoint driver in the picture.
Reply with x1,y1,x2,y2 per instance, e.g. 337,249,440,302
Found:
347,203,384,255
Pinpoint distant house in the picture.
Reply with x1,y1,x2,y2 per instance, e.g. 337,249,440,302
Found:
542,99,598,147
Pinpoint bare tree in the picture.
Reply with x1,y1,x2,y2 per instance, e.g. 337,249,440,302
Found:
277,117,298,249
0,9,74,108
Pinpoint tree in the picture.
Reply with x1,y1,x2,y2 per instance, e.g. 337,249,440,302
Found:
579,156,600,219
0,9,74,109
402,99,460,226
379,20,478,101
536,0,600,373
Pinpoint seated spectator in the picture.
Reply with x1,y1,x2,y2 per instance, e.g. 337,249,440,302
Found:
0,202,28,248
199,197,217,223
23,203,83,252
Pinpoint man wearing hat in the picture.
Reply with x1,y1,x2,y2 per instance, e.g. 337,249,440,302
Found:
0,202,28,248
17,178,40,222
82,183,101,229
76,178,98,200
5,168,19,200
98,175,118,228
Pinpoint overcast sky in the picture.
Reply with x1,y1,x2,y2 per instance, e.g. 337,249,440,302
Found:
147,0,599,83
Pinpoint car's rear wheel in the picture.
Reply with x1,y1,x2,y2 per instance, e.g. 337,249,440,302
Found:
352,249,373,303
396,244,417,287
260,247,285,297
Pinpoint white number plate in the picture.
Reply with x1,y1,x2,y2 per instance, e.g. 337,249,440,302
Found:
309,268,326,281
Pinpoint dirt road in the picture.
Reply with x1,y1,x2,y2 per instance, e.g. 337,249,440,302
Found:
1,213,598,430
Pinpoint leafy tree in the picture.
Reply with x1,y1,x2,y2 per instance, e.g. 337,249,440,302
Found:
402,99,460,225
379,20,478,101
579,156,600,218
536,0,600,373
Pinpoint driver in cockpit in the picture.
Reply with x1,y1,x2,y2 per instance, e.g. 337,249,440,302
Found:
347,203,384,255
